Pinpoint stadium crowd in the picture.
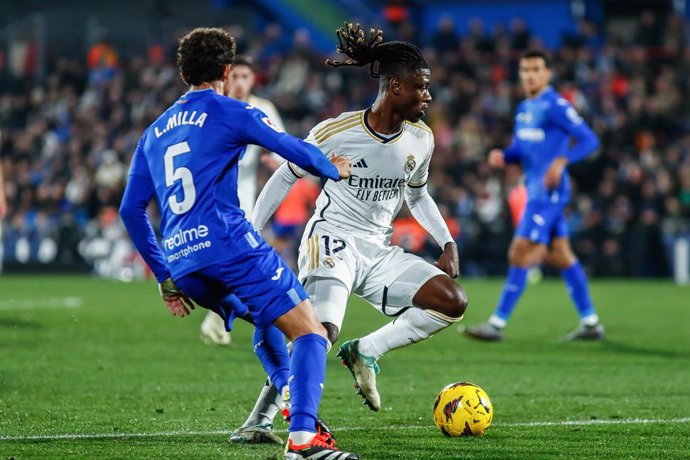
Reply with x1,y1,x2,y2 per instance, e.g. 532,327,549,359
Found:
1,10,689,278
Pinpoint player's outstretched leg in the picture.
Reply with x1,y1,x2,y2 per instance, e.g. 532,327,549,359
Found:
200,310,232,345
340,274,466,411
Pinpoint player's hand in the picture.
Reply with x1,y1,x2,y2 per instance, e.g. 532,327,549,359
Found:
544,156,568,190
435,242,460,279
158,278,195,317
487,149,505,169
330,155,351,180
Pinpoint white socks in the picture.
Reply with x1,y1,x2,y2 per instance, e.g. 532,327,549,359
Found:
581,314,600,326
357,308,455,360
488,315,507,329
289,431,316,446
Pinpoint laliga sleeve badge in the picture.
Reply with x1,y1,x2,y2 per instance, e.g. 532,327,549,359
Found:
323,257,336,269
405,154,416,173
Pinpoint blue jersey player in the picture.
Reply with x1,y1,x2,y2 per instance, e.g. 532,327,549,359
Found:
462,50,604,342
119,28,359,460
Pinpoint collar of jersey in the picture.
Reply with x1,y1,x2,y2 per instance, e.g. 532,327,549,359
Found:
362,108,405,144
182,88,215,97
529,85,553,101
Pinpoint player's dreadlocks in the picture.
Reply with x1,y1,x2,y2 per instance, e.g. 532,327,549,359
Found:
326,22,428,80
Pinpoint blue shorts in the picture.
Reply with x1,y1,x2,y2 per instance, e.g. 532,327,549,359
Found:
174,244,308,329
272,222,300,239
515,200,569,245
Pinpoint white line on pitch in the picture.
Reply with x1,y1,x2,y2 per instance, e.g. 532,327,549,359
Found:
0,297,82,310
1,417,689,442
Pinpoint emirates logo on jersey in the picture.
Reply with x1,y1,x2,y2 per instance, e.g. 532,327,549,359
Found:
405,154,416,173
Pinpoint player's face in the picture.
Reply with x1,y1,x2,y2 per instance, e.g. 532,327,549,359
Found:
519,57,551,96
228,65,255,100
398,68,432,122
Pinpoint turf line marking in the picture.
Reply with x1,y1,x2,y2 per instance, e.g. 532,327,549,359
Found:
0,297,83,310
2,417,689,441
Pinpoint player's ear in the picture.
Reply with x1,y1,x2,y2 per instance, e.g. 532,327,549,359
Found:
390,77,402,96
222,63,232,82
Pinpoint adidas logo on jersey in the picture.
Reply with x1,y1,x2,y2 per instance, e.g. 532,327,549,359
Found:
352,159,368,168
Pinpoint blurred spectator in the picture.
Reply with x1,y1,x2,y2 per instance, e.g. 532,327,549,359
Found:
1,14,689,279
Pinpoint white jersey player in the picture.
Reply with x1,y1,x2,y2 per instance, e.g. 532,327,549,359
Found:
231,24,468,445
200,55,284,345
236,93,284,216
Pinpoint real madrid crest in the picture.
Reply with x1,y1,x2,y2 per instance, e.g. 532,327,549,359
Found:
405,154,416,173
323,257,335,269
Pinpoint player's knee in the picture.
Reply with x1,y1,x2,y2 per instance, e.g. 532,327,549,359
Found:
436,283,468,319
322,322,340,345
448,284,468,318
306,322,328,341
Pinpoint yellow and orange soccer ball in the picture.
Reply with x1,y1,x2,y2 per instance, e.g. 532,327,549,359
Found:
433,382,493,437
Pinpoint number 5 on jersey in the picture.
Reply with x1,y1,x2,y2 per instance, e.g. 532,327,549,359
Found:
165,141,196,215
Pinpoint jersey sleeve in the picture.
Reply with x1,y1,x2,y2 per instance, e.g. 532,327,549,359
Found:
408,135,433,188
549,97,600,163
285,119,333,178
232,105,338,180
119,137,171,282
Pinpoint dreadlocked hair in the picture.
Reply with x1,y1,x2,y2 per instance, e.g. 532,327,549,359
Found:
326,22,428,79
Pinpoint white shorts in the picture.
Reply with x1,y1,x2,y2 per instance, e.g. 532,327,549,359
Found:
297,222,444,329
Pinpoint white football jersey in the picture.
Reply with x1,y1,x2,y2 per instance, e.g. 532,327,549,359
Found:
237,94,284,215
290,109,434,243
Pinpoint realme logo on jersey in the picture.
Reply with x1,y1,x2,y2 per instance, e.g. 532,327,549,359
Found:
164,224,213,262
517,128,545,141
154,111,208,138
164,224,210,250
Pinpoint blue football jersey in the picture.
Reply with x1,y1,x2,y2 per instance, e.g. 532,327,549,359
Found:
120,88,338,281
503,86,599,203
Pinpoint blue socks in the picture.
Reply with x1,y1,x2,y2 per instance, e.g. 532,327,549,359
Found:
561,261,597,321
492,266,529,325
288,333,327,433
253,326,290,392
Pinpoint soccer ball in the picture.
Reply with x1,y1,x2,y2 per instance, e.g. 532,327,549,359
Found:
433,382,493,437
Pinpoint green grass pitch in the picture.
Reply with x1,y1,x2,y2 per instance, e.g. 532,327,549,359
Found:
1,275,689,459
